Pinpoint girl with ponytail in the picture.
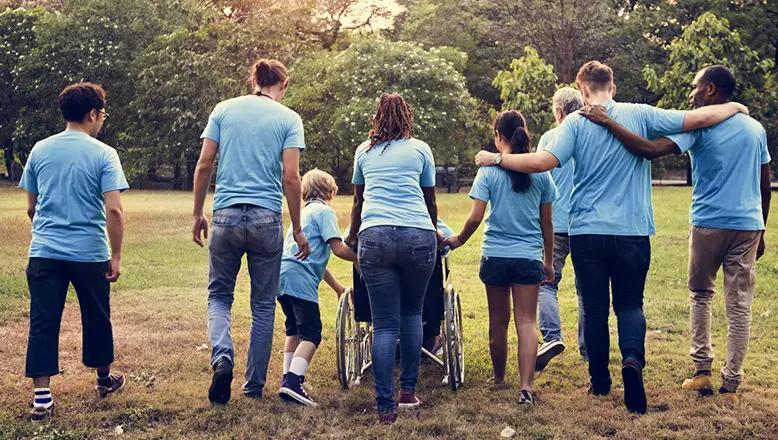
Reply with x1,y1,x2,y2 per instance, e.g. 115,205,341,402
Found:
443,110,557,405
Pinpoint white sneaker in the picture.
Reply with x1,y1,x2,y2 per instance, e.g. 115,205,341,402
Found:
535,340,566,371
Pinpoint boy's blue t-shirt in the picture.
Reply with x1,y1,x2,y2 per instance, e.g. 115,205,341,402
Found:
667,113,770,231
279,200,342,303
352,137,436,233
547,99,685,236
538,127,573,234
201,95,305,213
469,167,558,261
19,129,129,262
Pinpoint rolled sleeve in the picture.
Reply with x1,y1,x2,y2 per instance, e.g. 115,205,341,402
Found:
201,106,222,143
541,172,558,204
666,131,698,154
100,149,130,193
320,207,342,243
468,168,490,202
547,116,577,167
283,113,306,150
19,152,38,194
759,130,771,165
644,105,685,138
419,144,436,187
352,150,364,185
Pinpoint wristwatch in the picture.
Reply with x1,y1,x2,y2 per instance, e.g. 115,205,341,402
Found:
494,153,503,165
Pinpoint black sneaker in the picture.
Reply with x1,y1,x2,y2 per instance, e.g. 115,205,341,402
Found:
519,389,535,405
208,359,233,405
96,372,125,399
622,358,647,414
30,404,54,422
535,340,566,372
279,373,317,407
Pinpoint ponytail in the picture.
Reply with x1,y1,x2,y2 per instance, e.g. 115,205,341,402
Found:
493,110,532,192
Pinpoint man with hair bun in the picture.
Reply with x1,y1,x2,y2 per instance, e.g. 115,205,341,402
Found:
475,60,749,414
192,58,310,404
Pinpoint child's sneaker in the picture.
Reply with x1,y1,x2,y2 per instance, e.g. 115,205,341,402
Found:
279,373,317,407
30,404,54,422
96,372,125,399
398,389,421,408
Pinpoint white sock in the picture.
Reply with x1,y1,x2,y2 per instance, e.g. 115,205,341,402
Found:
33,388,53,409
283,352,294,374
289,357,309,377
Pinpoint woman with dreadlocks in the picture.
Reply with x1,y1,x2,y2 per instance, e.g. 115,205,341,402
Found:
345,93,439,425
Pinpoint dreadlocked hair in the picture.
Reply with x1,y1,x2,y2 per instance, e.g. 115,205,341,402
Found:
493,110,532,192
367,93,414,153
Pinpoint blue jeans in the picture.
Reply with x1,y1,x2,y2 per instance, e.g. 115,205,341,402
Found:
570,235,650,392
358,226,437,412
538,234,587,358
207,204,283,396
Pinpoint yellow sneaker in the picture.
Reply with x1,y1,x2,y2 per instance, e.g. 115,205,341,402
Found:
681,374,713,395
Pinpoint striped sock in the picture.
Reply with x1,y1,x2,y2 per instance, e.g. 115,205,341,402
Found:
33,388,53,409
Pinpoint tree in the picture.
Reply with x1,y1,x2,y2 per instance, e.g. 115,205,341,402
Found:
284,38,487,190
492,47,563,137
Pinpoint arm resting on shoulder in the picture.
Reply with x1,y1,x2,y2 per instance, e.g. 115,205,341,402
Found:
498,151,559,173
682,102,747,131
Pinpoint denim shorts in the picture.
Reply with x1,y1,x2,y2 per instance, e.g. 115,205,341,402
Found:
479,256,544,286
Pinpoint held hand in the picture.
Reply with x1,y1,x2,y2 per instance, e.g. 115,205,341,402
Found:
333,284,346,298
192,215,209,247
757,234,766,260
293,229,311,260
106,255,122,282
475,150,499,167
436,229,446,245
580,105,610,125
443,235,464,251
540,261,555,285
344,234,357,250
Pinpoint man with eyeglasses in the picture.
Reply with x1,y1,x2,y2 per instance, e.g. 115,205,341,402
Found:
19,82,128,421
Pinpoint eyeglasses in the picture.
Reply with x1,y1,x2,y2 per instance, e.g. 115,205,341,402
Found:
99,109,109,120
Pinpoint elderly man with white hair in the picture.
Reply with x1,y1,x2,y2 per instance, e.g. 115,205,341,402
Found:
534,87,587,372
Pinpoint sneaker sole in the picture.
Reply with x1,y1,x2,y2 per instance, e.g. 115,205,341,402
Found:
208,370,232,405
622,364,647,414
398,401,421,409
535,342,565,371
279,387,317,407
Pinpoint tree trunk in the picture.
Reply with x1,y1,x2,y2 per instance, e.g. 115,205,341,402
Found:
173,161,182,190
3,146,13,181
185,150,198,191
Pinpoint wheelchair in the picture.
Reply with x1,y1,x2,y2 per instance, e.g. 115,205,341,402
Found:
335,251,465,391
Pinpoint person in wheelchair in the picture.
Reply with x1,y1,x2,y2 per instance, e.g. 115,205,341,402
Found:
277,169,356,407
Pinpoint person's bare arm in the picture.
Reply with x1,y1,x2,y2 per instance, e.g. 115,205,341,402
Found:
540,203,554,283
443,199,487,250
104,190,124,282
324,268,346,297
283,148,310,259
682,102,748,131
580,105,681,160
475,150,559,173
26,192,37,221
422,186,438,235
758,163,772,260
192,138,217,247
345,185,364,247
330,238,357,262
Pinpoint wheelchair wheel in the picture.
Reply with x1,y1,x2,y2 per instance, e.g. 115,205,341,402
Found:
336,288,360,390
442,286,465,391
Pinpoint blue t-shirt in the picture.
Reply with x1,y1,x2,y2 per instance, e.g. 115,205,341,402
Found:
667,113,770,231
19,129,129,262
547,99,685,236
279,200,342,303
352,137,436,233
201,95,305,213
469,166,558,261
538,127,573,234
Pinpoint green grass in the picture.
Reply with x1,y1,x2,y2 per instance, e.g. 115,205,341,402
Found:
0,185,777,439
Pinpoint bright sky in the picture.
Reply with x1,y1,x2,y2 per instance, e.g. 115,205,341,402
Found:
341,0,404,30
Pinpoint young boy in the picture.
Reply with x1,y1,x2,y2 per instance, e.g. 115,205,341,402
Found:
278,169,356,407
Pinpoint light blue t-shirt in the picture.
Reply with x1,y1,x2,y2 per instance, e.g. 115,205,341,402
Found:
201,95,305,213
279,200,342,303
667,113,770,231
19,129,129,262
469,166,558,261
538,127,573,234
352,137,436,233
548,99,685,236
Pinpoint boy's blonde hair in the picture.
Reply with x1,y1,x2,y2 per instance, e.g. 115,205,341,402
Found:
302,169,338,202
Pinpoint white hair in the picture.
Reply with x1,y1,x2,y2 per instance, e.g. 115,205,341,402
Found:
552,87,584,116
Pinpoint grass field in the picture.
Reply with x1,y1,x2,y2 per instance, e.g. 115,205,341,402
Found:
0,185,777,439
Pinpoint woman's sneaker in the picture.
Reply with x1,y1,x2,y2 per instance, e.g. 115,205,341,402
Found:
378,409,397,425
535,340,566,372
30,404,54,422
519,389,534,405
398,389,421,408
279,373,317,407
96,372,125,399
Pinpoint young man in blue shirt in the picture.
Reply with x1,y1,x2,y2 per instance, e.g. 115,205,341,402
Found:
20,82,129,421
475,61,748,414
580,65,771,406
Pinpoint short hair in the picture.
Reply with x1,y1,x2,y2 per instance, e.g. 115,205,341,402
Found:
552,87,584,116
249,58,288,89
699,65,736,98
576,61,614,91
58,82,106,122
302,169,338,202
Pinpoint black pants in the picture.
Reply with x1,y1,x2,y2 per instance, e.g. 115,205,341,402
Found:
422,255,445,341
25,258,114,378
278,295,323,347
570,235,650,391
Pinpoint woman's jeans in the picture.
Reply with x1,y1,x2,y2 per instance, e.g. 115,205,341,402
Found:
207,204,283,396
358,226,437,412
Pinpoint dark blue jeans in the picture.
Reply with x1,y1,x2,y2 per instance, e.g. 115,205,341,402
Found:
358,226,437,412
570,235,650,392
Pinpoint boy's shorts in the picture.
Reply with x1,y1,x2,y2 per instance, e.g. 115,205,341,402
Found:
278,294,323,347
479,256,544,286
